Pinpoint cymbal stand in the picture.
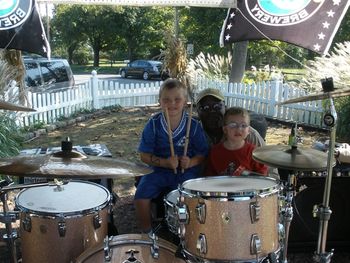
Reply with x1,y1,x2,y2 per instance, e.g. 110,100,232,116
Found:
0,176,19,263
1,179,68,263
313,97,337,263
281,172,296,263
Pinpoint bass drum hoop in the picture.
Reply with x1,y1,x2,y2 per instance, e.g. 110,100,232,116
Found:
180,175,280,200
76,234,181,262
15,180,111,219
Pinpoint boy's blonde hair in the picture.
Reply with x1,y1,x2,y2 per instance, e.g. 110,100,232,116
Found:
159,78,187,99
224,107,250,124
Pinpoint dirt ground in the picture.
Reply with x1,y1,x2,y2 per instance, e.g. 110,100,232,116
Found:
2,106,350,262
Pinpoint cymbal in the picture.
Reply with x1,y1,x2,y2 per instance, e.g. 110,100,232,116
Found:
253,145,335,171
278,88,350,105
0,100,36,112
0,151,151,178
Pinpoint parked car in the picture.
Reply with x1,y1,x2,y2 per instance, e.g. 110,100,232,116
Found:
119,60,168,80
23,57,75,92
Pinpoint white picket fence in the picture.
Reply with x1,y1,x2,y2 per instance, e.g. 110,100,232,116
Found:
18,73,324,127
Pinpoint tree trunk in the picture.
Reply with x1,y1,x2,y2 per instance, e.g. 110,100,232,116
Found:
93,47,100,67
229,41,248,83
67,46,74,65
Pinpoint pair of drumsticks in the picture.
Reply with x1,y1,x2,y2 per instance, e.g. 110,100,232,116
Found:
164,103,193,174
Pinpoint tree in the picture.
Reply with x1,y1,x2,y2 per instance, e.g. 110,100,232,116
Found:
51,5,88,64
181,7,227,57
115,7,173,60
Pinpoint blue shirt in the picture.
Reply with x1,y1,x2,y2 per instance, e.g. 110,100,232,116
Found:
138,111,209,174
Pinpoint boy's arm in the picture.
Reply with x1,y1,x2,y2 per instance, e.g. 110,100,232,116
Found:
140,152,178,170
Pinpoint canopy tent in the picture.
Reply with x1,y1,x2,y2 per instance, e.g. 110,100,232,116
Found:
36,0,237,8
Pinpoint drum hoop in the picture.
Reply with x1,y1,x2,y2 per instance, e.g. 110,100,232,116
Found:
180,176,280,200
76,236,178,261
15,180,111,217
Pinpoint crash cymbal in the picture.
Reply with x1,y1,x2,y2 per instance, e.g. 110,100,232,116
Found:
0,100,36,112
0,150,151,178
278,88,350,105
253,145,335,171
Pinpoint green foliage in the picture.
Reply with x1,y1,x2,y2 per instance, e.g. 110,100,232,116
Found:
336,96,350,142
72,45,92,65
0,113,23,157
296,41,350,141
20,120,46,133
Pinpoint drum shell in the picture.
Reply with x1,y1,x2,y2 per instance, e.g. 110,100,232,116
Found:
16,181,110,263
75,234,185,263
180,176,280,261
164,190,180,235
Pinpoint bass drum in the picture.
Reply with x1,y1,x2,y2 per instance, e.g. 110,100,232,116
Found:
15,180,110,263
179,176,281,262
75,234,186,263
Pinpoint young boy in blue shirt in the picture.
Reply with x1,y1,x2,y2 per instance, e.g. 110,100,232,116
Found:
134,78,209,234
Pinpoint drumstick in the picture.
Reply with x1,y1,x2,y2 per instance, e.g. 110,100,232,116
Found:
164,108,177,174
181,103,193,173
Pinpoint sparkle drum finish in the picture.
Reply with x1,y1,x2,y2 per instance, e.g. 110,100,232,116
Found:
164,189,181,235
75,234,186,263
178,176,281,262
15,181,110,263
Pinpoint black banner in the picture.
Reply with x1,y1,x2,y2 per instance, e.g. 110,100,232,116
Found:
220,0,350,55
0,0,50,58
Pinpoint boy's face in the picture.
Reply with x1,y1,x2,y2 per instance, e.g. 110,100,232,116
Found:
223,114,250,143
159,88,187,117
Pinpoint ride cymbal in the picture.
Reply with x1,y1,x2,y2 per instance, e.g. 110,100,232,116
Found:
0,150,151,178
278,88,350,105
0,100,36,112
253,145,335,171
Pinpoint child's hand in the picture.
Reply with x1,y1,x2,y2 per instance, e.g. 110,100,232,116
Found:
167,155,179,170
179,156,191,170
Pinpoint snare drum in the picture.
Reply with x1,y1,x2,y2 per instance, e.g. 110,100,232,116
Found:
178,176,280,262
164,190,180,235
15,180,110,263
75,234,186,262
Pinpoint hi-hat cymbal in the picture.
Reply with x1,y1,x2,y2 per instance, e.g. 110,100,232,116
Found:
0,100,36,112
253,145,335,171
0,151,151,178
278,88,350,105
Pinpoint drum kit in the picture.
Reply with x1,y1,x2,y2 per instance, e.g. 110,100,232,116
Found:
0,79,347,263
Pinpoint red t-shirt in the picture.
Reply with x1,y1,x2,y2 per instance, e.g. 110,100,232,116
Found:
205,141,268,176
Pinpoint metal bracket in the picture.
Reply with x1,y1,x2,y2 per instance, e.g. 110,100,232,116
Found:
250,234,262,255
58,218,66,237
93,213,102,229
195,202,206,224
22,215,32,233
250,202,261,223
103,236,112,262
196,233,207,255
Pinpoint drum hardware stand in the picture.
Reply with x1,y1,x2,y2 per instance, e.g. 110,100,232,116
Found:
0,179,69,263
280,173,296,263
313,89,337,263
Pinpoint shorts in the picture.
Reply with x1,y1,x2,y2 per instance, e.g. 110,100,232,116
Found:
134,170,196,199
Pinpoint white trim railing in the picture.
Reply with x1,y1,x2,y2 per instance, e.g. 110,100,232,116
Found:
17,73,324,127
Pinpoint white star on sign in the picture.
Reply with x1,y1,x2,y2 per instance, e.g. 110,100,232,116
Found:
225,34,231,41
323,21,330,29
318,32,326,40
327,10,335,17
314,43,321,51
227,23,233,30
230,12,235,19
333,0,341,5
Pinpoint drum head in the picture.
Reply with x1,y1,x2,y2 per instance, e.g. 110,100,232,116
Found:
181,176,278,198
15,181,110,216
165,190,179,204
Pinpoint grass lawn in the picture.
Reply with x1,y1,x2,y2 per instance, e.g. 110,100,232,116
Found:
71,59,127,74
